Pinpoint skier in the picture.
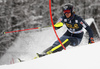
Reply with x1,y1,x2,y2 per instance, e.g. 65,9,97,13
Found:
35,4,94,58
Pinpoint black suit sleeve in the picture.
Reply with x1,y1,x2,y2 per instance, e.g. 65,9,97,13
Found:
80,19,93,38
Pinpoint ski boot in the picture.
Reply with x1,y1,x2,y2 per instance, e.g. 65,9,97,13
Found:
34,53,46,59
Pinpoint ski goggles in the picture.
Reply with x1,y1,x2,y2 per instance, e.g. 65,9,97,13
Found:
63,10,71,14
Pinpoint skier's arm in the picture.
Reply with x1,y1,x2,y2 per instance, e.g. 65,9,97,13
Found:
80,19,94,43
54,17,64,30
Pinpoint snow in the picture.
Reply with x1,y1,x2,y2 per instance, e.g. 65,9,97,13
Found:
0,42,100,69
0,18,99,69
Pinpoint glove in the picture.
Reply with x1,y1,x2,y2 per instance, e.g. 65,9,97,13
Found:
88,37,94,44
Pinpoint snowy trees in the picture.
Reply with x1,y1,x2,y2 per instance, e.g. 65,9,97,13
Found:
0,0,43,57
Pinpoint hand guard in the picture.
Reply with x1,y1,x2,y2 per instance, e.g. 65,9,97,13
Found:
88,37,94,44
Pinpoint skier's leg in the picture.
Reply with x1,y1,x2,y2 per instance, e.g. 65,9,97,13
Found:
42,35,70,55
42,46,54,54
51,39,70,53
42,36,82,55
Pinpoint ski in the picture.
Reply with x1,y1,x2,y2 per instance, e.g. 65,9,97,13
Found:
34,53,46,59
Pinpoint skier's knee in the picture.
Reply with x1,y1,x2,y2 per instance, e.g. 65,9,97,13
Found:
68,37,80,46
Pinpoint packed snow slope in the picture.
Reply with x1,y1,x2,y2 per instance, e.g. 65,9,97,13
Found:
0,41,100,69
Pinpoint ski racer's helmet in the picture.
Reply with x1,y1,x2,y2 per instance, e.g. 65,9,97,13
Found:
63,4,73,14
